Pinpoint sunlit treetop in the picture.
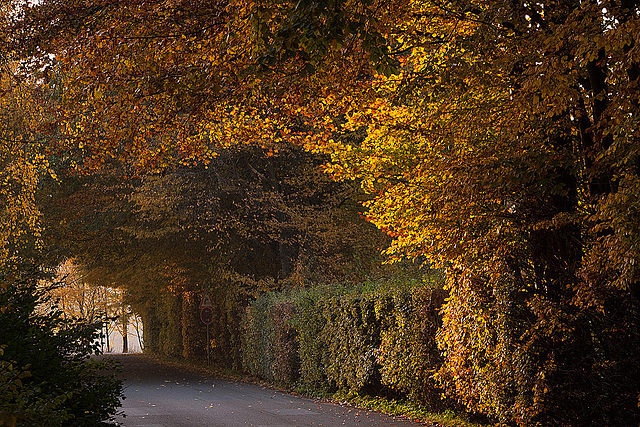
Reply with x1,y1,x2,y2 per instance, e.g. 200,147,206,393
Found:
8,0,413,173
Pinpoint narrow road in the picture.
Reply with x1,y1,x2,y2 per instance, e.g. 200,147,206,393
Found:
108,354,426,427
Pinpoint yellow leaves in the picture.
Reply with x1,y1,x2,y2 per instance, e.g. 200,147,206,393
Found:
0,63,53,266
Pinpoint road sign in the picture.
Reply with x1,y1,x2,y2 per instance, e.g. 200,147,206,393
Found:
199,294,214,366
199,293,213,309
200,307,213,325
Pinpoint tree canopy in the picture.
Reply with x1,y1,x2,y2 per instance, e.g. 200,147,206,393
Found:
2,0,640,425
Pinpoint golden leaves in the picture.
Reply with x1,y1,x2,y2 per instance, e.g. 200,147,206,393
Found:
0,65,55,267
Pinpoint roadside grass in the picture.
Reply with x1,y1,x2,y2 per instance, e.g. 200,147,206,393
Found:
328,390,486,427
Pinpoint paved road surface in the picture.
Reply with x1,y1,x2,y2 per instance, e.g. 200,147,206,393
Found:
108,354,426,427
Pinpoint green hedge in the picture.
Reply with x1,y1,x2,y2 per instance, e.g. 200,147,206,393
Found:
242,292,304,385
294,293,328,390
377,286,446,407
242,294,275,381
322,294,381,391
241,276,446,406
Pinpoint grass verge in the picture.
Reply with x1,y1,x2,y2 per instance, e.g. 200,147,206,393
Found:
329,390,487,427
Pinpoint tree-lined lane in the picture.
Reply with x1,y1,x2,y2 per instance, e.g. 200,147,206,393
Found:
110,354,426,427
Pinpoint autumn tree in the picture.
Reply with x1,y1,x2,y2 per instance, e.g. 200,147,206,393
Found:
310,1,640,425
8,0,406,174
9,0,640,424
0,54,48,273
0,11,125,419
38,138,393,365
45,259,104,322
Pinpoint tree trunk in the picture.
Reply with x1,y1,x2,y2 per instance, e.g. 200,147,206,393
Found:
121,316,129,353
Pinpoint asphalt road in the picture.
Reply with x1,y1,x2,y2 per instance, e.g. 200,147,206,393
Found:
107,354,426,427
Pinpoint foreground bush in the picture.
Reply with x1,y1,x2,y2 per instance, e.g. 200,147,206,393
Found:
0,268,123,426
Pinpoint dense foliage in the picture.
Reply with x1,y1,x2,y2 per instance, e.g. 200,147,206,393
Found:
3,0,640,425
241,276,447,409
317,1,640,425
1,10,124,423
0,268,123,426
40,141,394,367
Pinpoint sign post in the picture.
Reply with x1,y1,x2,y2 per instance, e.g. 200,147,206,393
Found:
199,294,214,366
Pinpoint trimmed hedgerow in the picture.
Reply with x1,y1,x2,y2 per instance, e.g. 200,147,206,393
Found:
241,274,447,405
377,285,447,408
270,301,299,385
293,293,328,390
241,293,275,381
322,293,382,391
241,291,301,385
157,291,183,358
